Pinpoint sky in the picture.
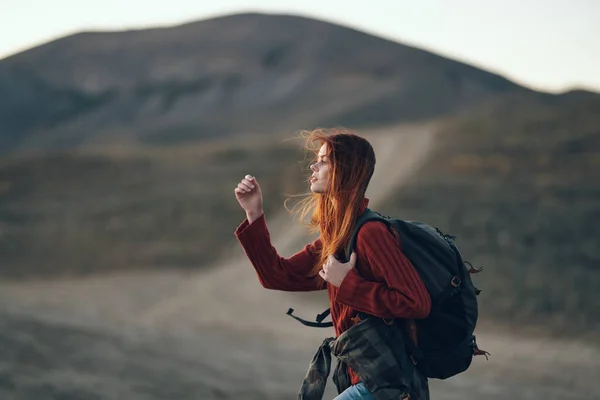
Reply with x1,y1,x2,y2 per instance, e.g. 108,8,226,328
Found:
1,0,599,93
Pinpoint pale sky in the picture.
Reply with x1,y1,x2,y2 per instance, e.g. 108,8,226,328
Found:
1,0,599,93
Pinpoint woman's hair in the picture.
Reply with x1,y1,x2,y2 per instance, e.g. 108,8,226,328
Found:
288,128,376,276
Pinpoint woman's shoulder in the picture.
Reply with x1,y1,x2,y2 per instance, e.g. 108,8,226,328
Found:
358,220,393,235
356,220,399,247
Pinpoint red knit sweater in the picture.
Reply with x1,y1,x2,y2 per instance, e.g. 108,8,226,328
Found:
234,199,431,385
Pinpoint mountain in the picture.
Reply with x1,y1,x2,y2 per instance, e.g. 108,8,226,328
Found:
1,12,600,336
0,12,528,153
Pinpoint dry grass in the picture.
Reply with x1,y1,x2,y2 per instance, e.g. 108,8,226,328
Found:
0,137,311,278
376,94,600,337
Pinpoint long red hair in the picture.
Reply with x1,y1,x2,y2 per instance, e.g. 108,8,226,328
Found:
287,128,376,276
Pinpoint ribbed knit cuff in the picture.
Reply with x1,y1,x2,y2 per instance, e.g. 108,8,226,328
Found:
234,213,266,238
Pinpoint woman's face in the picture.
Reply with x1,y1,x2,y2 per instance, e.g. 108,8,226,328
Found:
309,143,331,194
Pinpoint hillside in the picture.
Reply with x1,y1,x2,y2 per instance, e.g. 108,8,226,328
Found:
0,12,599,335
0,12,526,153
2,90,599,338
0,137,309,277
377,92,600,337
1,117,599,400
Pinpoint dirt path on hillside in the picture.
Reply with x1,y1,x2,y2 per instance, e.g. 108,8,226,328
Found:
133,122,439,337
1,123,599,399
0,123,437,337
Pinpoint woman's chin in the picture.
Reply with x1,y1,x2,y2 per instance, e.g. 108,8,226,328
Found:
310,184,325,194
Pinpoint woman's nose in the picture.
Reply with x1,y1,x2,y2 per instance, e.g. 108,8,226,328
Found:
310,163,318,172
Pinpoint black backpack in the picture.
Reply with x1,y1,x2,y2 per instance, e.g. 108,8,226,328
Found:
287,208,489,380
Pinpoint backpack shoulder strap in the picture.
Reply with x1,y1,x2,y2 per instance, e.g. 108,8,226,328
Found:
343,208,390,262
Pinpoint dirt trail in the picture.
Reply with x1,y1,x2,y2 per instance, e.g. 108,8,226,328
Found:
133,122,439,338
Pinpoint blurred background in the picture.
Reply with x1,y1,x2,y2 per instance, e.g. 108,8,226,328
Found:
1,1,599,399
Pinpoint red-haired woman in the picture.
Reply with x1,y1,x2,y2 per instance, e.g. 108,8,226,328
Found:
234,129,432,400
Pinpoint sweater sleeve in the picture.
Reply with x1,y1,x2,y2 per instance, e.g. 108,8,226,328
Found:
234,214,326,292
335,221,431,319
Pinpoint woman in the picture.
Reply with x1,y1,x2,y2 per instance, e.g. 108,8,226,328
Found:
234,129,432,399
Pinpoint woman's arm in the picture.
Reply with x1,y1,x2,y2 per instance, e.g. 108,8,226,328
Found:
335,221,431,319
235,214,326,292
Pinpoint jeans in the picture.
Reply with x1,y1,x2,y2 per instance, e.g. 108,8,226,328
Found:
333,382,376,400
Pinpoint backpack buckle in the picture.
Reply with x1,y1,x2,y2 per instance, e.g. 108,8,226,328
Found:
451,276,461,288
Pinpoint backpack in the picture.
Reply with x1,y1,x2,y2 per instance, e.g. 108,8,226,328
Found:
287,208,489,380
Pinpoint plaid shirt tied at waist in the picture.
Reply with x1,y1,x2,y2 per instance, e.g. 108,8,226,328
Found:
298,316,430,400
